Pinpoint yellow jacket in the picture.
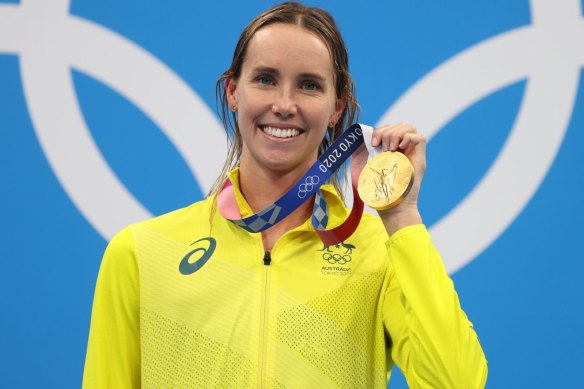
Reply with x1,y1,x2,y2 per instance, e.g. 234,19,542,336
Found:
83,170,487,388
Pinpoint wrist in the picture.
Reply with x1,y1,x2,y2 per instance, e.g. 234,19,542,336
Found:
378,206,423,236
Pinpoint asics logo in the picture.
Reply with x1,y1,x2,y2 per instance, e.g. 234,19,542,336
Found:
179,237,217,275
298,175,320,198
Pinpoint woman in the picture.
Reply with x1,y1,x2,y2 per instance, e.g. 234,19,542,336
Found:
83,2,487,388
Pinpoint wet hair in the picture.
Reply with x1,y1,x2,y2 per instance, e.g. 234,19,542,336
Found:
210,1,360,197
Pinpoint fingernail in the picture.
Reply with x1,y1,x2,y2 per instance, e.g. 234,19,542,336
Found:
372,137,379,146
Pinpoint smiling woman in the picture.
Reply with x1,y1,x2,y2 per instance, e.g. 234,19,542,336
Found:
229,24,337,178
83,2,488,388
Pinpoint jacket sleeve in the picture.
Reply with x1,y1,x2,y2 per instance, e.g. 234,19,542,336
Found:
383,224,487,388
83,227,141,388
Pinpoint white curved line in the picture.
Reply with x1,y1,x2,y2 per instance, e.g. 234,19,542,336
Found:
19,50,153,239
1,4,151,239
378,26,531,138
63,15,226,193
432,63,580,272
0,3,227,239
378,1,584,272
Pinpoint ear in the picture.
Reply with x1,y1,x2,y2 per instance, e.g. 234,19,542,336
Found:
226,76,238,108
330,97,346,126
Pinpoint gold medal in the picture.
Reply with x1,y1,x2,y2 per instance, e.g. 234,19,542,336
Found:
357,151,414,210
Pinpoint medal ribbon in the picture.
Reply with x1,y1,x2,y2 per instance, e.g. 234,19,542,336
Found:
217,123,376,245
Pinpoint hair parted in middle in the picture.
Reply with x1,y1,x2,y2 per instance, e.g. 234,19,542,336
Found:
211,1,360,197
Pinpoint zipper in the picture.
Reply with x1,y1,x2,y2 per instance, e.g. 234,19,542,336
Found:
263,251,272,266
258,251,271,388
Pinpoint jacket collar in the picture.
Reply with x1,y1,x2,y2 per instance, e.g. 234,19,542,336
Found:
225,167,350,232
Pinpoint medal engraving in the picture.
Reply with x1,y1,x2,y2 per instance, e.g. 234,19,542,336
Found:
357,151,414,210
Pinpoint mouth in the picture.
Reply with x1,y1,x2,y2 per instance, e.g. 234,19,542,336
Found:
260,125,303,139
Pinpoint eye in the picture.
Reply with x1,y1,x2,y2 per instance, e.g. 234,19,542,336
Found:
302,80,321,91
257,75,274,85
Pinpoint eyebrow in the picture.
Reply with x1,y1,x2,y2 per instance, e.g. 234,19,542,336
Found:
251,66,328,83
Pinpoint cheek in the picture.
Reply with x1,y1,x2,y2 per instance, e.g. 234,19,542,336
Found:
304,97,334,119
238,89,269,118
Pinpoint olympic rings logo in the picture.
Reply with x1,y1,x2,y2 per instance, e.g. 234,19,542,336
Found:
298,175,320,198
322,253,352,265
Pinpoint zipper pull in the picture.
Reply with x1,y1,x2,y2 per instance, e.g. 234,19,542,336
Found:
263,251,272,266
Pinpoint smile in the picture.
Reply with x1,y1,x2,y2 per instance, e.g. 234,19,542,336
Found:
260,126,302,139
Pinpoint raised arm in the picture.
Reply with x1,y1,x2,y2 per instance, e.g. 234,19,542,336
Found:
372,123,487,387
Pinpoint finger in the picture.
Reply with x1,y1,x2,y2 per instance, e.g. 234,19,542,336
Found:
399,134,412,150
389,123,417,150
371,124,394,147
405,134,427,174
372,123,399,151
376,123,417,151
399,131,424,149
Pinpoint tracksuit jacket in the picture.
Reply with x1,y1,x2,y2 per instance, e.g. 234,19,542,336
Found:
83,169,488,388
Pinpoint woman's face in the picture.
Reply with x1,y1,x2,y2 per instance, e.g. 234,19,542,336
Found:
227,23,343,175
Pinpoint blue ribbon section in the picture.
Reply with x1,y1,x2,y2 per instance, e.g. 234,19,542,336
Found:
232,124,365,233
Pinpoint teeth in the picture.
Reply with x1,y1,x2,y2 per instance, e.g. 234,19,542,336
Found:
262,126,300,138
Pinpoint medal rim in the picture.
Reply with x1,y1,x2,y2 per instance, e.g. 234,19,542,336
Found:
357,151,415,211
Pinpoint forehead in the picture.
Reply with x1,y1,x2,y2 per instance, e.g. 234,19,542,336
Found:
243,23,333,76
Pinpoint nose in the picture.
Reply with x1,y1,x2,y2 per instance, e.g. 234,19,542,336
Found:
271,87,297,118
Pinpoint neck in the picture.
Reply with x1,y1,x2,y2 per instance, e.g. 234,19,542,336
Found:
238,167,304,209
238,163,314,251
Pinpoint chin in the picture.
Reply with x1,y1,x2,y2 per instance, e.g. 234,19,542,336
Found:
261,155,307,173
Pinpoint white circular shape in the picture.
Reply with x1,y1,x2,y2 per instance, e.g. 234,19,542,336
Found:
377,0,584,273
0,1,227,240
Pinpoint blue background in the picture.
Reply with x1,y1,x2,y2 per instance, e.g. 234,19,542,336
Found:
1,0,583,387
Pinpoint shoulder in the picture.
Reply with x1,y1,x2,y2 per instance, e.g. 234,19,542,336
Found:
130,197,213,234
107,197,216,255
